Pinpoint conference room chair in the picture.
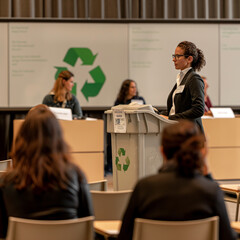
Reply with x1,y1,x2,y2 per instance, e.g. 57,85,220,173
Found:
6,216,94,240
90,190,132,220
0,159,12,171
0,171,6,177
91,190,132,239
88,179,108,191
132,216,219,240
220,184,240,221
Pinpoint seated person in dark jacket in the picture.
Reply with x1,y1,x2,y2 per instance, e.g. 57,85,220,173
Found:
118,120,237,240
42,70,83,119
114,79,146,106
0,105,93,239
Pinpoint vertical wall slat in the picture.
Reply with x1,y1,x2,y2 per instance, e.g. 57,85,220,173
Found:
141,0,146,19
117,0,121,19
2,0,240,20
101,0,104,18
0,0,12,17
13,0,35,17
85,0,89,18
178,0,182,19
73,0,77,18
205,0,209,19
164,0,168,19
44,0,52,17
89,0,102,18
35,0,43,17
228,0,233,19
124,0,129,18
193,0,197,18
129,0,132,18
216,0,220,19
153,0,157,18
57,0,62,18
224,0,233,19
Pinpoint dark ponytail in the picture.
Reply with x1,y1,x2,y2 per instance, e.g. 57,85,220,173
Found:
178,41,206,71
161,120,205,177
175,135,205,177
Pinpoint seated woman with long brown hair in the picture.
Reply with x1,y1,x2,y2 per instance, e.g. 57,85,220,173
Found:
0,105,93,239
114,79,146,106
43,70,83,119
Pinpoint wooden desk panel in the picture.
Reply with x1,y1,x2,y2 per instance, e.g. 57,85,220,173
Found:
13,119,105,182
59,120,104,152
72,153,104,182
208,148,240,179
203,118,240,147
14,119,104,153
202,118,240,180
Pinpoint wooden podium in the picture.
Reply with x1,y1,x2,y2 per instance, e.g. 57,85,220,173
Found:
203,118,240,180
13,119,104,182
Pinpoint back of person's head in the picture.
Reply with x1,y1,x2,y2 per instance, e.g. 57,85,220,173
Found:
178,41,206,72
9,104,74,190
117,79,139,103
53,70,74,102
161,120,205,177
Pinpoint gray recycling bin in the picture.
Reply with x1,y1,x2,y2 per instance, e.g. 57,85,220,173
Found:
105,104,175,190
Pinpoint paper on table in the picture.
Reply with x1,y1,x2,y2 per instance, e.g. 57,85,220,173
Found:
220,184,240,191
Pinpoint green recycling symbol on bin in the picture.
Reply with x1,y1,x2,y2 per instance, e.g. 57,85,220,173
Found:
115,148,130,172
55,48,106,101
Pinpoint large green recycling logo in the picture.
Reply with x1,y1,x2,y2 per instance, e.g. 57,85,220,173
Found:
55,48,106,101
115,148,130,172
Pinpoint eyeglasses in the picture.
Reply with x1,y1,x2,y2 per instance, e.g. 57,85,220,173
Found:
172,54,189,60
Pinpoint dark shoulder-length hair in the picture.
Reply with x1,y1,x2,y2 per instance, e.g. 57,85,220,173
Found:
178,41,206,72
52,70,74,102
5,104,80,191
161,120,205,177
116,79,139,104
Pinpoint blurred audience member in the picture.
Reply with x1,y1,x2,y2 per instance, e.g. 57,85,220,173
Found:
0,105,93,238
202,76,213,115
114,79,146,106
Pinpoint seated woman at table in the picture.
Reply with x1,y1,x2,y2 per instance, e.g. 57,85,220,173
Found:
42,70,83,119
118,120,236,240
0,104,93,239
114,79,146,106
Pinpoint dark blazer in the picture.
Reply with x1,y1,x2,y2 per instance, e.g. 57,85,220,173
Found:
118,163,237,240
165,69,205,132
0,165,93,238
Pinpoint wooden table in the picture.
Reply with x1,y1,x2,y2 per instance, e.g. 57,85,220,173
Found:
231,221,240,233
94,220,121,239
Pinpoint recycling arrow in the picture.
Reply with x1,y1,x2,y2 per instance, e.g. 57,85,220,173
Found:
81,66,106,101
115,148,130,172
118,148,125,157
63,48,97,66
54,47,106,101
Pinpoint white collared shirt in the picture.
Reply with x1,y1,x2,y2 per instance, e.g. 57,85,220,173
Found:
169,67,192,116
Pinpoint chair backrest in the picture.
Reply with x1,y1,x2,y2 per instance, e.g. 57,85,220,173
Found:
6,216,94,240
132,216,219,240
88,179,108,191
0,170,6,177
91,190,132,220
0,159,12,171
